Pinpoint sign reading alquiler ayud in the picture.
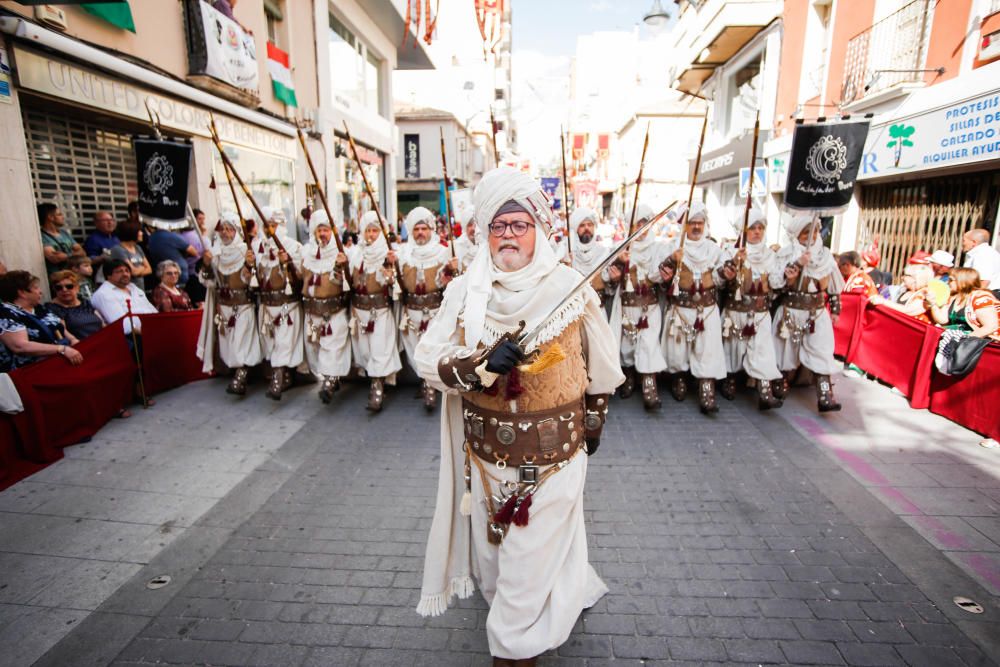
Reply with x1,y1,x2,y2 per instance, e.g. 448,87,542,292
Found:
13,46,295,158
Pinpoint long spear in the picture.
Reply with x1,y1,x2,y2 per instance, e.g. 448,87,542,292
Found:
342,121,406,292
626,123,651,236
208,116,298,283
560,126,572,257
439,127,457,259
674,109,710,275
489,106,500,165
734,111,761,299
296,126,346,255
219,154,250,243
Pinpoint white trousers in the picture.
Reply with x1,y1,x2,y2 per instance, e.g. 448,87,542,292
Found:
350,306,402,378
260,303,304,368
217,303,263,368
400,306,440,373
722,309,782,380
772,306,838,375
662,305,727,379
470,452,607,659
619,303,667,373
304,310,351,378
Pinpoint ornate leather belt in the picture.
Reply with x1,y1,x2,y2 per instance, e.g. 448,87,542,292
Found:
462,398,584,469
217,288,252,307
726,294,770,313
304,294,350,317
621,289,658,308
671,287,717,309
352,292,390,310
784,291,825,311
259,290,299,307
403,291,443,309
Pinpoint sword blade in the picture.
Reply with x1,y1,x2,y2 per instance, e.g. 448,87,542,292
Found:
518,201,679,349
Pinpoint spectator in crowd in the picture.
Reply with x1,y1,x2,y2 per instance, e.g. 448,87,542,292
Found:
926,250,954,286
0,270,83,371
46,270,105,340
39,203,85,275
147,225,199,287
66,255,96,300
179,210,207,303
961,228,1000,293
928,267,1000,341
295,206,312,244
124,200,140,228
838,251,878,297
91,259,157,335
870,264,935,323
109,220,152,290
151,260,194,312
82,210,119,280
860,239,892,290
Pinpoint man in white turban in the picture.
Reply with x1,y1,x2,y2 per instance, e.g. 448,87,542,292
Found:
414,167,623,665
453,205,479,271
349,210,402,411
399,206,459,410
568,207,613,308
254,206,304,399
301,210,351,403
196,211,262,395
659,201,734,414
772,213,845,412
718,207,783,410
607,202,668,409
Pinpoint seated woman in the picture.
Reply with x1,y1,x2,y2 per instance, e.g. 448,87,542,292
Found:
46,270,105,340
0,270,83,371
929,267,1000,341
151,260,194,312
870,264,934,323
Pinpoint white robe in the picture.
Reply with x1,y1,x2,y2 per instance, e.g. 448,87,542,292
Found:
197,241,263,371
610,236,667,374
302,240,352,378
349,264,402,380
256,235,305,369
720,244,782,381
413,270,623,659
399,242,451,372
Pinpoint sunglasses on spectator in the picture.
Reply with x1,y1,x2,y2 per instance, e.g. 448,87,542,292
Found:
488,221,532,237
53,283,76,291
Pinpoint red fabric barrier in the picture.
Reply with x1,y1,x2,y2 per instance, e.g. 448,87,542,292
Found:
851,305,941,409
138,310,212,396
833,293,866,360
929,343,1000,442
6,319,135,463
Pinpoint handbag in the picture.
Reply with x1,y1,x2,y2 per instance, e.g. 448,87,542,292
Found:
937,332,990,376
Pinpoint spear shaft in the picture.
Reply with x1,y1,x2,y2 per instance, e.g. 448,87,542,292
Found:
626,123,651,236
560,127,572,256
296,127,346,254
734,112,761,298
439,127,456,259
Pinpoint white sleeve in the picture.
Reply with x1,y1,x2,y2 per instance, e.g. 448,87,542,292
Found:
92,288,131,334
580,289,625,394
414,277,470,393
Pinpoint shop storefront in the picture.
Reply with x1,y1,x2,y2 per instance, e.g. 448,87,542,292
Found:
691,130,771,241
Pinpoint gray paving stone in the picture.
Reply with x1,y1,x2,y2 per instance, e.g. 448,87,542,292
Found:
836,641,905,666
779,639,845,664
723,638,785,663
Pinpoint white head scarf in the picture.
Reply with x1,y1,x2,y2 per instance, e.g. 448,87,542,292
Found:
688,201,708,222
625,203,660,280
356,210,388,273
403,206,447,268
782,213,838,280
570,206,605,275
213,211,246,275
743,206,771,268
664,200,722,274
303,210,338,273
463,167,578,350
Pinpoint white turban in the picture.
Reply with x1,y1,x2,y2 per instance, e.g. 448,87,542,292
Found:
569,207,597,230
404,206,436,241
747,206,766,228
625,202,655,227
218,210,240,230
308,209,332,236
688,201,708,222
473,167,554,240
360,210,382,231
455,205,475,227
785,212,817,238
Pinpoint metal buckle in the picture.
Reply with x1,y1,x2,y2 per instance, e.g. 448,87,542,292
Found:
519,465,538,484
470,414,485,439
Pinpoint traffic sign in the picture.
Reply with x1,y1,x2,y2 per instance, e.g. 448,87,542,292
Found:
739,166,768,197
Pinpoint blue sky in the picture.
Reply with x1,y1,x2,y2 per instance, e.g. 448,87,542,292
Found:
512,0,672,57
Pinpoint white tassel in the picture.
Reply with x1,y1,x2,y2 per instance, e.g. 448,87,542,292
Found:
284,280,293,296
625,274,635,293
415,593,448,617
722,315,732,338
249,273,259,289
459,491,472,516
399,310,410,331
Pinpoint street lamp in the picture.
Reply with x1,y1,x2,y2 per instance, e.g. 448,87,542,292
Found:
642,0,671,27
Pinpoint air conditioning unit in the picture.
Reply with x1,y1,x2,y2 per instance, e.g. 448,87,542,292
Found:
34,5,68,31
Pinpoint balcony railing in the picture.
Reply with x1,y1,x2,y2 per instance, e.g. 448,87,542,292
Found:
841,0,933,105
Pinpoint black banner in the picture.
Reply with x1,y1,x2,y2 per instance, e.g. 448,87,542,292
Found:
784,120,870,212
403,134,420,179
133,138,192,229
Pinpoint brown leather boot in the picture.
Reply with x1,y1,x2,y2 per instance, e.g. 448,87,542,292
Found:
670,374,687,402
513,659,538,667
772,372,791,399
641,373,661,410
619,366,636,399
698,378,719,414
282,367,294,390
422,380,437,411
815,374,842,412
226,367,248,396
266,367,284,400
367,377,385,412
757,376,783,410
318,376,339,404
492,659,515,667
719,373,738,400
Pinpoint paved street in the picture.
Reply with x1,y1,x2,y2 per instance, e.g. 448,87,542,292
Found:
1,372,999,666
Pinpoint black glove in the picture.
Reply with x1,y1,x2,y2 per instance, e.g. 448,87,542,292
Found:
585,437,600,456
485,339,525,375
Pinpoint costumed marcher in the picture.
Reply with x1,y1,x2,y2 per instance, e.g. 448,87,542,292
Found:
399,206,459,410
254,207,304,400
454,206,480,271
718,207,783,410
568,207,612,308
414,167,624,665
659,201,733,414
608,202,668,408
772,213,845,412
349,211,403,412
196,211,263,395
301,210,351,403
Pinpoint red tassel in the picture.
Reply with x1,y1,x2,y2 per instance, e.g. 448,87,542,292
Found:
636,315,649,330
483,383,499,397
209,175,217,189
273,314,282,326
493,494,517,525
214,221,222,233
694,317,705,332
416,283,426,295
512,492,533,527
504,367,524,400
227,314,236,329
315,246,322,259
808,319,816,334
325,323,333,336
742,322,755,337
419,319,429,333
286,314,293,326
269,249,276,261
365,319,375,334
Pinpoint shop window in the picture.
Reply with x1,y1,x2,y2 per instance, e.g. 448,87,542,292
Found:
329,13,385,117
211,144,295,230
726,54,761,137
265,0,284,48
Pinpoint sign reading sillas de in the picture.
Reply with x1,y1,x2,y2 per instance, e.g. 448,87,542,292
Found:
133,139,192,230
784,120,870,212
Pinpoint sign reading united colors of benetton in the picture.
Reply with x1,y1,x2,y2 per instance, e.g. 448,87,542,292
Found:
784,120,870,212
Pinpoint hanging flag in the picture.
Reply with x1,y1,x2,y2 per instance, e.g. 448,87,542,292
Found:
81,2,135,33
597,134,610,159
784,120,870,212
572,134,587,161
266,42,298,107
133,138,192,229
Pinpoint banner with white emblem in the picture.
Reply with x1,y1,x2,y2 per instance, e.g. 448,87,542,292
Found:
784,120,870,212
133,138,193,229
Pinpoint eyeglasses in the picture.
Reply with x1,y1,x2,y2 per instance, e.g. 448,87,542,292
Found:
53,283,75,291
488,221,532,238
